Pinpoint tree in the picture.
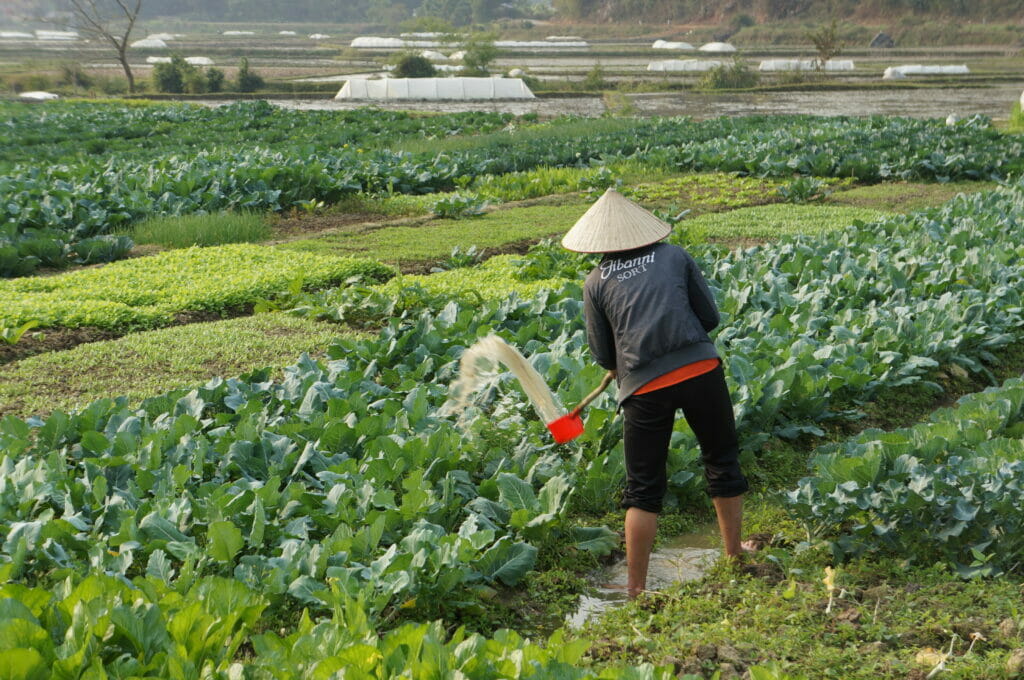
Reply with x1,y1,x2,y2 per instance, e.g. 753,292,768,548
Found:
66,0,143,93
461,34,497,76
806,19,843,70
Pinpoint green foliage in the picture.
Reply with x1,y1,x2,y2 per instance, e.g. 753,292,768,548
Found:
582,63,608,90
58,62,93,90
71,235,134,264
0,245,394,330
431,192,489,219
699,61,760,89
786,377,1024,576
435,245,484,271
776,176,830,203
806,19,843,68
0,320,39,346
129,211,270,248
1010,102,1024,133
236,57,264,92
393,54,437,78
461,34,499,75
152,55,192,93
205,67,225,93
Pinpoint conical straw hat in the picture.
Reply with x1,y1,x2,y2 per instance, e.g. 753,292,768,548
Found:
561,187,672,253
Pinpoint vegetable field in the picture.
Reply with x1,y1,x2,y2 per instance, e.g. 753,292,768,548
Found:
1,101,1023,679
3,102,1023,276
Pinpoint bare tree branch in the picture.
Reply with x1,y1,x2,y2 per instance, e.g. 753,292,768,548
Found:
65,0,143,92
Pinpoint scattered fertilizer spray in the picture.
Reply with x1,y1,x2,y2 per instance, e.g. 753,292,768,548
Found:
444,334,614,443
445,334,563,424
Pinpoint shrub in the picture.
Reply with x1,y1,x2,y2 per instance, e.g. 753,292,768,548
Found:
393,54,437,78
699,61,759,89
183,68,208,94
153,56,193,93
59,62,93,89
206,67,225,93
581,63,608,91
237,58,264,92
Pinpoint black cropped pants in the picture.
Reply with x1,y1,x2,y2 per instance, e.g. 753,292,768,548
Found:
620,365,749,513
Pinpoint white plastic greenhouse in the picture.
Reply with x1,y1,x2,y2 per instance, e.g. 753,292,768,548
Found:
759,59,854,71
279,30,297,35
309,34,330,40
420,50,449,61
495,40,588,48
19,91,60,101
336,77,535,101
351,37,439,48
146,56,172,64
883,64,970,78
131,38,168,48
223,31,255,36
647,59,728,72
698,42,736,53
185,57,213,66
652,40,694,50
1,31,35,39
35,30,78,40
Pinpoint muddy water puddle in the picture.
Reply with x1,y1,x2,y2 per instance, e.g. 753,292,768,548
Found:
566,525,720,629
203,82,1022,121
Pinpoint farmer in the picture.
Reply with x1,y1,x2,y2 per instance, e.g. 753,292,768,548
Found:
563,187,751,598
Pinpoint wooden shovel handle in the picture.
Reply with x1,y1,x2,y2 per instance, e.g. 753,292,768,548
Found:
569,371,615,417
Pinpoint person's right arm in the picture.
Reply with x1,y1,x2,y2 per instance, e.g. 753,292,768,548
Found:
584,283,616,370
685,253,720,332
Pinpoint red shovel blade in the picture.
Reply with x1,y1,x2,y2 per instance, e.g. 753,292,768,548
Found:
547,412,584,443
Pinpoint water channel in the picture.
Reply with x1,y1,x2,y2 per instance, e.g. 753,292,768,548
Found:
244,82,1022,120
566,525,720,629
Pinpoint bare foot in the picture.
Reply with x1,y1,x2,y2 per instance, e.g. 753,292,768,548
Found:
726,535,769,561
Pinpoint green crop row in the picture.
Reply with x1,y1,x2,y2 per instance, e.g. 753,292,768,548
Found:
786,376,1024,577
0,244,394,330
0,574,671,680
2,108,1020,274
0,100,517,168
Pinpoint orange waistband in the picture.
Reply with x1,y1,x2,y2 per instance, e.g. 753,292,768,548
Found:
632,358,721,396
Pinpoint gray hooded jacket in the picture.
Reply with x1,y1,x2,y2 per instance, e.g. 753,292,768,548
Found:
583,242,720,403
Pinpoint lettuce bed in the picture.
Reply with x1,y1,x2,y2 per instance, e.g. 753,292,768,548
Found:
0,244,394,330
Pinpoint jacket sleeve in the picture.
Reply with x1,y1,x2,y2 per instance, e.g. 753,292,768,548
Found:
686,252,721,332
584,282,616,370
